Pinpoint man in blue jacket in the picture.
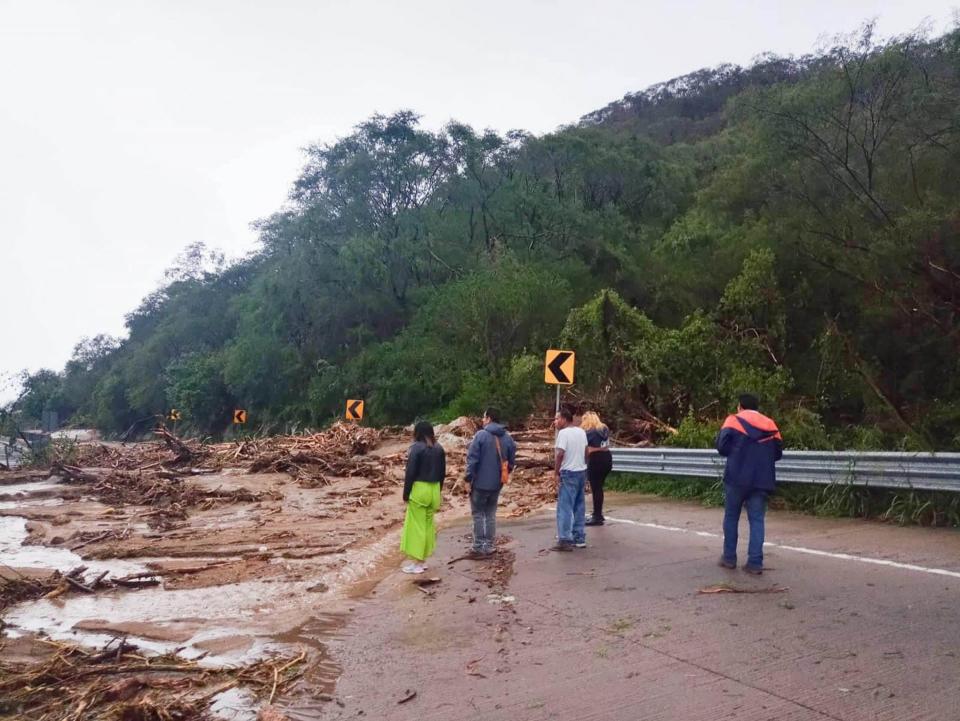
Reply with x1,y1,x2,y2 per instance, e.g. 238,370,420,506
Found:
716,393,783,575
465,407,517,558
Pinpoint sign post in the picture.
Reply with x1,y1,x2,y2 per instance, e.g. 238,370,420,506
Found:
233,409,247,425
544,349,575,420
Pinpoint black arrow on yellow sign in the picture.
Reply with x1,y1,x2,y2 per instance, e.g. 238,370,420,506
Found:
345,400,364,421
233,409,247,424
545,349,575,385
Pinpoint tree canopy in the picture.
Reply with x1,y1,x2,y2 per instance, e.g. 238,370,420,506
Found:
11,25,960,449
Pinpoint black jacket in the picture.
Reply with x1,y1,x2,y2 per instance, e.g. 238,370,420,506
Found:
403,441,446,501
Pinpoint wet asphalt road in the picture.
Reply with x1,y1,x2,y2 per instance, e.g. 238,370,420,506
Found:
320,494,960,721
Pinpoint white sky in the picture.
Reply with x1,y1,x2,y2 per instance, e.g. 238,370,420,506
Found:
0,0,957,401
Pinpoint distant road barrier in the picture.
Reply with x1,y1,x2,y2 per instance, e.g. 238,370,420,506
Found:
609,447,960,493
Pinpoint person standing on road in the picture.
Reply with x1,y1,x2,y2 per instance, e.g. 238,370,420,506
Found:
582,411,613,526
716,393,783,575
465,408,517,559
400,421,446,574
552,407,589,551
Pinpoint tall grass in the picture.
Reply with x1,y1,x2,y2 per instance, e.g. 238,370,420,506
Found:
606,473,960,528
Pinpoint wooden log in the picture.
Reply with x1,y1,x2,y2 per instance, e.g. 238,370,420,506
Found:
113,577,161,588
70,532,113,551
64,575,95,593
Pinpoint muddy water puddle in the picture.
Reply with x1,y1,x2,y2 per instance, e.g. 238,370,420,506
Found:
6,574,346,719
0,479,65,499
2,513,395,701
211,687,259,721
6,575,315,658
0,515,146,575
0,498,63,510
0,454,472,718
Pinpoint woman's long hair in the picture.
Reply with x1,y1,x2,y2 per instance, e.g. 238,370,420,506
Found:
413,421,436,445
580,411,607,432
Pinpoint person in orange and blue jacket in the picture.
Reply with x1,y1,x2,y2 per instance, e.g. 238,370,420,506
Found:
716,393,783,575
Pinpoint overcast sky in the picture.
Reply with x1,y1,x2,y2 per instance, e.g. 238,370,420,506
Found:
1,0,957,400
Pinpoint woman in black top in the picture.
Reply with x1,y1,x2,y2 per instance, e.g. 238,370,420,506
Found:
399,421,446,574
582,412,612,526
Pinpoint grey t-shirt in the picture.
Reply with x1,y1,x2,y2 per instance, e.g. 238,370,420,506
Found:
556,426,588,472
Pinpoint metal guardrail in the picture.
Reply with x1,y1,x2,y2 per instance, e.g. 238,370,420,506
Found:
609,447,960,492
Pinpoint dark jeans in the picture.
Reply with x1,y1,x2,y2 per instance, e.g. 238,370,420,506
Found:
722,485,768,568
587,450,612,519
470,487,500,553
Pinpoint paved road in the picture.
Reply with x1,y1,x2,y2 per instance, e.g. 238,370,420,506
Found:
320,494,960,720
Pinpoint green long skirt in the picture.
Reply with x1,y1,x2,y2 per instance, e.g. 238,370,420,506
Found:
400,481,442,561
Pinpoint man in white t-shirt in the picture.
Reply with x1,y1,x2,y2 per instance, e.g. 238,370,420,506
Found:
552,406,589,551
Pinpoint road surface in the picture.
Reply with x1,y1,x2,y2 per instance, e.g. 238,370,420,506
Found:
319,493,960,721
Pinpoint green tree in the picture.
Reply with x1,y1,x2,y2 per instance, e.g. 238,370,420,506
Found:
166,353,234,434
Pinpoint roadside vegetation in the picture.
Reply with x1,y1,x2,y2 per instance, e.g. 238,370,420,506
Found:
607,473,960,528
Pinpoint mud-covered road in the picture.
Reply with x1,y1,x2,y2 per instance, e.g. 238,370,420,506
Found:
0,421,556,720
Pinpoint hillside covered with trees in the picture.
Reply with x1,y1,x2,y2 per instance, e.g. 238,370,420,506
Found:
8,25,960,450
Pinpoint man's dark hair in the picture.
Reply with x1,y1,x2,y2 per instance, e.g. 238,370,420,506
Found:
738,393,760,411
413,420,435,444
483,407,501,423
558,407,574,422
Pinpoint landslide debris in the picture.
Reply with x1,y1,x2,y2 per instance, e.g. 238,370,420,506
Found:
0,566,161,615
239,424,385,487
42,419,558,523
0,637,307,721
0,418,560,719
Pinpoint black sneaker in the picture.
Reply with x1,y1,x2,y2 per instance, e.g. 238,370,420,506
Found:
718,557,736,569
551,542,574,552
585,517,604,526
742,564,763,575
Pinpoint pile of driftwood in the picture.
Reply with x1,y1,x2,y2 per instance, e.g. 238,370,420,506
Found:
62,423,389,490
50,418,566,522
0,637,307,721
51,461,273,529
67,429,206,471
0,565,161,614
43,565,162,597
216,422,385,487
0,573,59,614
36,423,400,532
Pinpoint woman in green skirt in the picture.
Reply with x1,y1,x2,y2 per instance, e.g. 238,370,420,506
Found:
400,421,446,574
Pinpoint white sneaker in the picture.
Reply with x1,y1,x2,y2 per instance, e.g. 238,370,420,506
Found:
402,562,426,574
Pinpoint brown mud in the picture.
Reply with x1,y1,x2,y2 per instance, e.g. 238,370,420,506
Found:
0,420,557,720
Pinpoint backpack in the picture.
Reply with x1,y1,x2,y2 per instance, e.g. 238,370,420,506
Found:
494,435,510,485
